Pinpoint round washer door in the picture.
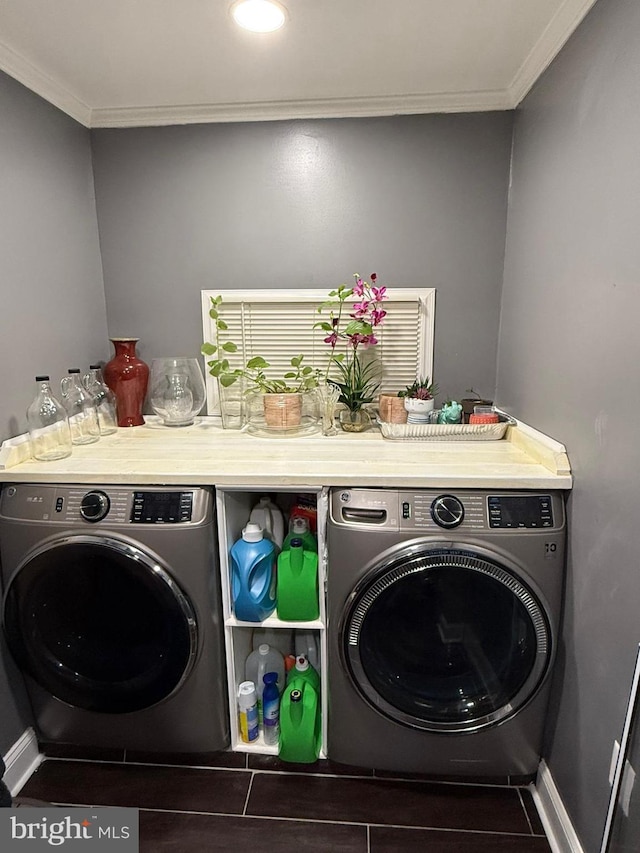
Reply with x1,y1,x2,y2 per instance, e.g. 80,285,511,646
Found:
3,535,198,714
343,548,552,733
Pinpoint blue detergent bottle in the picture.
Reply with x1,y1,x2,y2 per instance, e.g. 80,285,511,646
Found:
230,523,277,622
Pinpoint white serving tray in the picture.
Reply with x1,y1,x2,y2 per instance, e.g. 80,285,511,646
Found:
376,417,513,441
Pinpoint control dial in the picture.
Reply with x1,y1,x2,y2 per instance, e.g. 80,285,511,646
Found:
80,491,111,523
430,494,464,529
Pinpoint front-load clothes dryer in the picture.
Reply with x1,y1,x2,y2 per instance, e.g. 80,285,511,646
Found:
327,488,566,778
0,484,229,753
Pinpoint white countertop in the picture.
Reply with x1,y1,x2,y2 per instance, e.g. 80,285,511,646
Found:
0,417,572,490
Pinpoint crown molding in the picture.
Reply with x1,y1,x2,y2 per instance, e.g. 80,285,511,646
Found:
0,41,91,126
0,1,596,129
89,89,513,128
508,0,599,106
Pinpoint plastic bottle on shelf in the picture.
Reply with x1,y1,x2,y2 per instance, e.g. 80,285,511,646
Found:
230,523,276,622
286,655,321,696
246,644,285,710
294,630,320,671
282,516,317,553
262,672,280,746
26,376,73,462
237,681,259,743
249,496,285,548
252,627,294,660
276,539,319,621
278,681,321,763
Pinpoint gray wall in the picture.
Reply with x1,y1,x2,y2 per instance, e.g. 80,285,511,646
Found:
90,113,513,404
0,71,107,752
498,0,640,849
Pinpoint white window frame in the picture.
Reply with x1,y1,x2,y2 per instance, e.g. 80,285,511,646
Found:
201,288,435,417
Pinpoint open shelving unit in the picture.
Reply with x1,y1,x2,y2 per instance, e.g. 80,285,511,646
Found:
216,486,328,755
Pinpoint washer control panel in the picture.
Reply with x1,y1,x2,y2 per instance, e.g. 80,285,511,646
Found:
0,485,208,526
131,491,193,524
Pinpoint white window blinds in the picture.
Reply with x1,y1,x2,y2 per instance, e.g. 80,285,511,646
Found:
201,288,435,416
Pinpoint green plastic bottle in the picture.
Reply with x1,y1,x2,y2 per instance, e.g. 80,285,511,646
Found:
278,681,321,763
282,516,317,553
276,539,319,621
286,655,321,695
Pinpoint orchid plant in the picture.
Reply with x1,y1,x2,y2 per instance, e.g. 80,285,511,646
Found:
315,273,388,412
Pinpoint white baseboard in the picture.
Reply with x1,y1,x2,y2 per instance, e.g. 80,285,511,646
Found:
534,759,586,853
2,727,42,795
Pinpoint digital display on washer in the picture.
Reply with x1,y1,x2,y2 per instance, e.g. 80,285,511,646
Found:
131,491,193,523
488,495,553,528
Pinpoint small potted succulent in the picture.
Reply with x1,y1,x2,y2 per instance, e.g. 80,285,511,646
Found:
399,376,439,421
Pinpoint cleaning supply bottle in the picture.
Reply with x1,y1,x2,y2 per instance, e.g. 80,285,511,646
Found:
287,655,321,696
230,523,276,622
251,627,294,660
294,630,320,671
237,681,259,743
278,681,321,763
282,516,317,553
249,496,285,548
276,539,319,621
245,644,285,723
262,672,280,746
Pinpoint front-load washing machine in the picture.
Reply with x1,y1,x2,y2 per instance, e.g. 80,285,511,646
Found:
327,487,566,778
0,484,229,753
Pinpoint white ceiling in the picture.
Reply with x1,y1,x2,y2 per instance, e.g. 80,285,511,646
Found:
0,0,597,128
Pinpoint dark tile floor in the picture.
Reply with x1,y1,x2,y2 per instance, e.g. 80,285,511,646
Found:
18,745,552,852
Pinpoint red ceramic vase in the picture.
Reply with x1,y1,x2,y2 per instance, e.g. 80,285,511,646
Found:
103,338,150,427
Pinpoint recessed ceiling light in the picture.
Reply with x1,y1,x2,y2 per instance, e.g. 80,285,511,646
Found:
230,0,288,33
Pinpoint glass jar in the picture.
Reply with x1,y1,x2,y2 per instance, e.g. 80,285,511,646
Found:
83,364,118,435
26,376,73,461
60,369,100,445
149,358,206,427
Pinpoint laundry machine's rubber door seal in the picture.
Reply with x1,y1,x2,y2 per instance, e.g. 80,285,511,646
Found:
3,535,197,714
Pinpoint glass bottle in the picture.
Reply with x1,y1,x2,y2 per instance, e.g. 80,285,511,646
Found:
26,376,73,461
83,364,118,435
60,369,100,445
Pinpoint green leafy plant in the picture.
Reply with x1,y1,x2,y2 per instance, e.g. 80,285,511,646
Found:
201,295,318,394
315,273,388,412
398,376,439,400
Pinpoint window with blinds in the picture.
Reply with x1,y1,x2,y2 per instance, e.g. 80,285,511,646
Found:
200,288,435,416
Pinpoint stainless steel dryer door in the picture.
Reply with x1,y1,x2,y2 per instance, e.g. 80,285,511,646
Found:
343,547,552,733
3,535,198,714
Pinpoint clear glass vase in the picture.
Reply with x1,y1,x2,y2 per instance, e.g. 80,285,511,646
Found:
338,408,371,433
315,382,340,436
149,358,206,427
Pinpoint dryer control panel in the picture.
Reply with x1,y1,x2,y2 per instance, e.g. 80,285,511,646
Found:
330,488,564,533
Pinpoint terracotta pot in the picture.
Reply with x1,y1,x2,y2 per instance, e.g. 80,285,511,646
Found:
103,338,150,427
263,393,302,430
379,394,408,424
